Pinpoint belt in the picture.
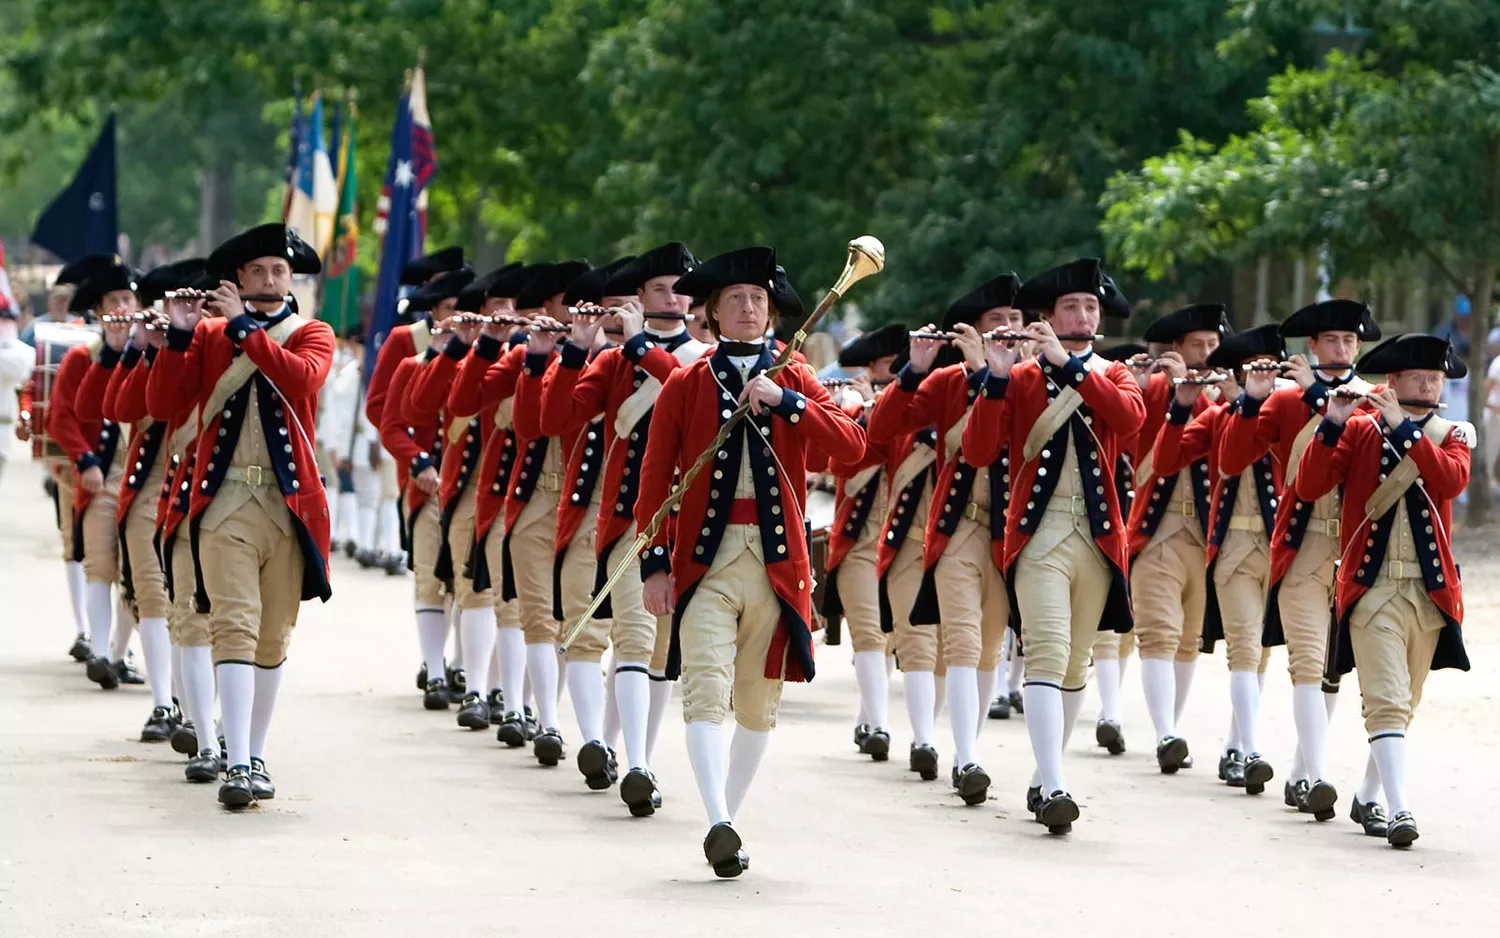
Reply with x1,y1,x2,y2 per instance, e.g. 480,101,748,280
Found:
534,471,565,493
1227,515,1263,532
223,465,276,486
1304,518,1340,537
1171,500,1196,518
1043,494,1088,516
728,498,758,524
1385,559,1426,580
963,502,990,524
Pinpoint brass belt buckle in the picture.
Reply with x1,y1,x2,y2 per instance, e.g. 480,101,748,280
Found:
1389,559,1404,579
1327,518,1340,538
245,465,264,486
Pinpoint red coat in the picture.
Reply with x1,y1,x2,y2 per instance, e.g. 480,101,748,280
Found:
365,319,437,429
379,352,443,526
147,313,335,604
637,346,866,682
102,347,169,526
48,342,123,559
1124,375,1213,557
962,354,1146,632
1294,412,1469,674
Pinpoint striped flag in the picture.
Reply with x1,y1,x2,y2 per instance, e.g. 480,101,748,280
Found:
286,93,339,257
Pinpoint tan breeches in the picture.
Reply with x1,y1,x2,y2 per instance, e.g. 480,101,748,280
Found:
410,498,444,608
1213,545,1270,672
198,497,303,667
573,523,657,665
1015,530,1110,688
509,490,561,643
679,548,785,731
124,490,170,619
1132,532,1206,663
888,538,944,675
448,488,491,611
80,490,120,584
1091,629,1137,661
1277,532,1338,685
168,533,210,647
838,533,891,655
49,458,75,558
932,520,1008,670
1349,583,1444,734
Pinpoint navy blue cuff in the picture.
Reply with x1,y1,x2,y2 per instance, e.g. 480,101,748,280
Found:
1314,417,1345,447
983,373,1010,400
98,344,122,368
1301,381,1331,412
226,313,261,345
771,387,808,423
523,352,551,378
443,338,471,361
640,543,672,581
474,335,503,362
897,363,926,393
1236,391,1264,418
1167,399,1194,425
1042,355,1088,389
120,346,143,369
76,453,101,472
165,325,194,352
410,453,435,477
144,345,159,365
559,339,589,370
1387,417,1423,452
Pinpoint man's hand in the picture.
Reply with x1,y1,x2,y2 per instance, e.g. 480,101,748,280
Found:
1325,391,1361,425
952,323,986,372
983,332,1021,376
906,323,941,375
414,466,439,495
739,373,785,415
79,465,103,494
479,315,511,341
165,296,203,333
615,297,645,340
528,316,566,355
337,458,354,473
1126,354,1153,390
450,317,481,348
103,317,130,351
1369,386,1406,429
643,570,675,617
1284,354,1315,391
1024,320,1068,367
368,441,383,469
206,280,241,319
15,417,31,442
848,373,875,403
569,306,607,349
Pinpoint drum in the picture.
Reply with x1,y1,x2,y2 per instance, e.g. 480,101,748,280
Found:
805,480,838,641
30,321,101,460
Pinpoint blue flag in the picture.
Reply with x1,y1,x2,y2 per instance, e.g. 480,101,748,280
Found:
31,115,119,263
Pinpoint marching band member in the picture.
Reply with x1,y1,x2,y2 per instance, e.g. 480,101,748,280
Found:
1294,333,1472,847
868,274,1023,802
536,243,708,813
316,328,364,558
1221,299,1381,821
147,223,334,809
963,258,1144,833
637,246,864,876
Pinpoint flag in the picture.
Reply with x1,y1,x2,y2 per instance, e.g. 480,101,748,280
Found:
31,115,119,263
321,103,360,334
368,66,437,379
286,93,338,256
280,89,306,223
0,240,17,315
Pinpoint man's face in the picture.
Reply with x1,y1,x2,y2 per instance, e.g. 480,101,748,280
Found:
432,297,460,323
640,275,691,315
1308,331,1361,369
481,296,515,318
974,306,1023,334
99,289,140,315
1390,369,1444,404
867,354,899,382
714,284,770,342
237,257,293,311
687,304,712,343
48,289,73,319
542,293,567,319
1043,292,1101,341
1174,330,1221,368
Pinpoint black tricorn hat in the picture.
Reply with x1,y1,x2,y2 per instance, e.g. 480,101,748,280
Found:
55,254,120,287
137,258,207,307
516,260,590,309
1013,258,1115,315
603,242,695,296
406,268,477,313
457,263,521,313
672,246,777,300
1357,333,1466,379
1207,323,1284,370
485,262,536,301
570,255,638,306
1279,299,1381,341
770,264,802,318
208,223,321,280
1100,274,1132,319
1142,303,1232,344
1099,342,1148,362
400,246,465,286
942,272,1021,330
838,323,910,368
71,261,140,313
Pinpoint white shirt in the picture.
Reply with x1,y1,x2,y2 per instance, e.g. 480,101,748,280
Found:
0,323,33,423
1486,355,1500,411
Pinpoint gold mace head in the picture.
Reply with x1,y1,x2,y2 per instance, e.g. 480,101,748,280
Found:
831,235,886,296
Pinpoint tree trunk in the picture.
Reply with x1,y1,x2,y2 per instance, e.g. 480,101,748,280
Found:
196,158,237,255
1465,258,1493,527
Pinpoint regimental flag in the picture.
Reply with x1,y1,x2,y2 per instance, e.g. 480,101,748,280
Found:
286,93,339,257
321,102,360,334
368,66,437,379
280,90,306,224
0,239,18,314
31,115,119,263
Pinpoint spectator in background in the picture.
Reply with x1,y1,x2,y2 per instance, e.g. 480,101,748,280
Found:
0,303,35,481
1434,295,1472,423
802,330,840,374
1485,351,1500,490
18,279,76,347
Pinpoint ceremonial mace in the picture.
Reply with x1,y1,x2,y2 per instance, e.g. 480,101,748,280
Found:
559,236,886,652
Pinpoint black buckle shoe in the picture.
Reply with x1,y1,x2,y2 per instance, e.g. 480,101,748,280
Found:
1302,779,1338,821
954,763,990,806
1026,785,1043,819
1218,749,1246,787
140,706,175,742
860,729,891,762
424,679,452,712
1242,753,1274,795
1095,719,1126,755
69,635,92,662
703,822,748,878
85,656,119,690
184,749,222,783
1285,779,1306,807
171,720,199,756
356,548,379,568
456,692,490,729
382,554,405,575
577,740,618,790
1350,799,1389,837
487,690,505,723
989,694,1011,720
1386,811,1419,848
908,743,939,781
522,706,540,741
1008,690,1024,714
1038,790,1080,834
496,711,528,747
620,767,661,817
852,723,871,750
533,729,565,766
218,765,256,808
115,657,146,685
1156,736,1189,774
248,758,276,800
415,664,429,692
447,667,467,700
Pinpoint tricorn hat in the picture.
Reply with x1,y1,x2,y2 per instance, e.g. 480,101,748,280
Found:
602,242,695,296
400,246,465,286
55,254,120,287
516,260,590,309
208,223,321,280
1013,258,1118,316
1099,342,1148,362
71,261,140,313
406,267,477,313
457,263,521,313
1207,323,1284,370
137,258,207,307
1356,333,1466,379
838,323,910,368
1142,303,1232,344
1279,299,1381,341
942,272,1021,330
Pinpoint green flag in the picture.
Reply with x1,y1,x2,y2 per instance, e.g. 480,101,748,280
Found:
321,103,359,334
